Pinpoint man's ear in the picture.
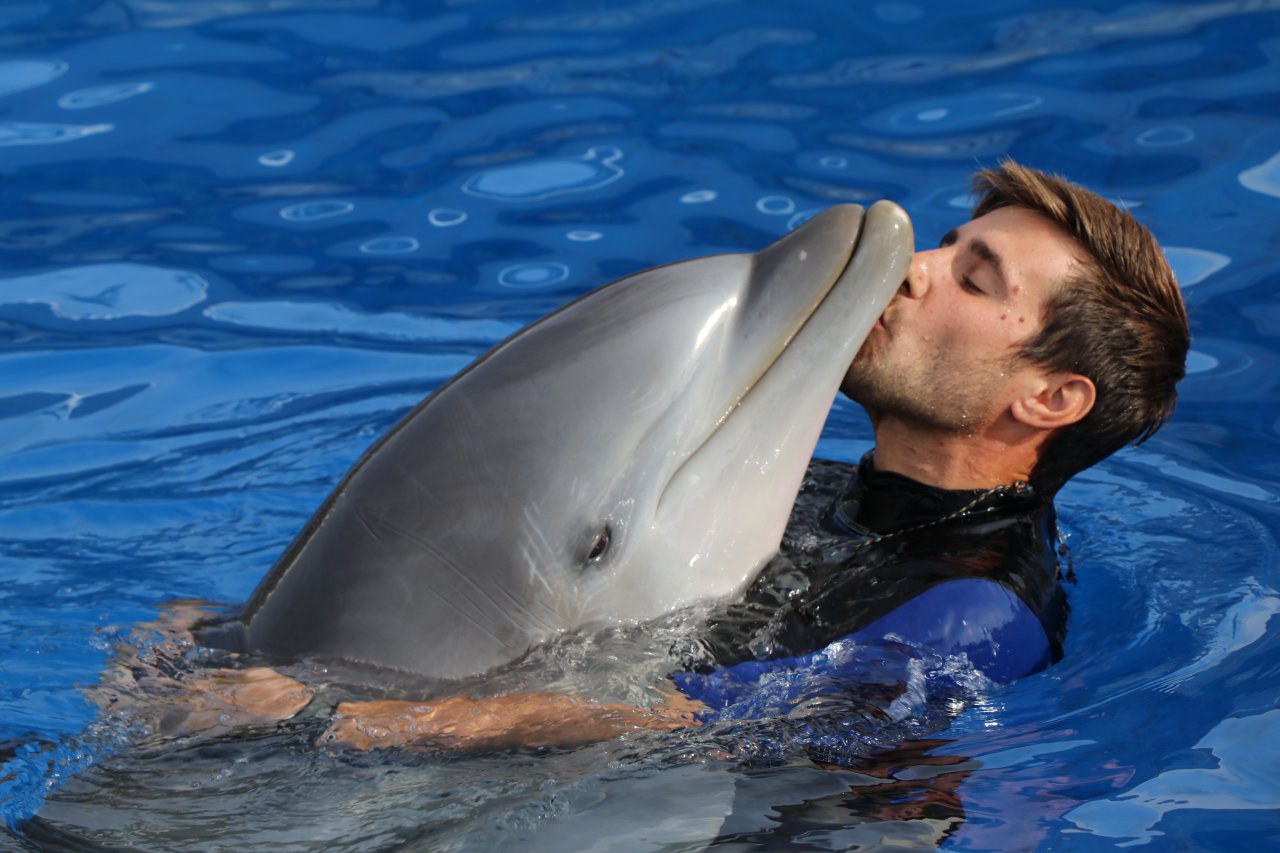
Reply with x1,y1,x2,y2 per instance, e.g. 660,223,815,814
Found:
1011,372,1096,430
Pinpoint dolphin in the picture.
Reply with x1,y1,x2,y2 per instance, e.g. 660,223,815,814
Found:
197,201,913,680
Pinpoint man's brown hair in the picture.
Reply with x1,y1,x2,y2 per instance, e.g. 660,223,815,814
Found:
971,161,1190,492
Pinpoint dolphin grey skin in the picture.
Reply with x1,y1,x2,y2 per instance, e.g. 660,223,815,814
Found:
199,201,914,680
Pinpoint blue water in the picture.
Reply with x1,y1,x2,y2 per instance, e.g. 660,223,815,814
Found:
2,0,1279,849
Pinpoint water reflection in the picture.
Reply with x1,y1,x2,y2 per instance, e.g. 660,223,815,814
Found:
1065,709,1280,845
497,262,570,288
0,59,67,96
0,264,207,319
57,81,154,109
463,146,624,201
0,121,112,145
1239,150,1280,199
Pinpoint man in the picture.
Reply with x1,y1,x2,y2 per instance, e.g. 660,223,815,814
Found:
136,161,1190,750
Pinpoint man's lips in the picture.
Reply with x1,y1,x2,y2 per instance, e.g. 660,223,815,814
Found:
875,280,916,330
874,279,910,332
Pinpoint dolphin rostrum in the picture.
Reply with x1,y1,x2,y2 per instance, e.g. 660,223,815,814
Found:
198,202,914,680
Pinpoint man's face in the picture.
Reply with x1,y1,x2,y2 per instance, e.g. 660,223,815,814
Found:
843,204,1084,434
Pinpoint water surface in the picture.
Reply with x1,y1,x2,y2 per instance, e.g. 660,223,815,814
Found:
2,0,1280,849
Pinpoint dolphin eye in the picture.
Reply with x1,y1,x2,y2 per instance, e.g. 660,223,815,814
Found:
587,526,612,563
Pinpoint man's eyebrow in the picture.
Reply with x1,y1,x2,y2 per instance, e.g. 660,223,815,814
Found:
941,228,1009,289
968,236,1007,287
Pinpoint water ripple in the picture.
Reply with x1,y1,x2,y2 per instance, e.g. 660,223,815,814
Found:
463,146,623,201
1065,709,1280,844
57,82,155,109
1,264,208,320
497,262,570,288
279,200,356,222
1165,246,1230,288
500,0,737,32
0,59,67,96
0,121,112,146
204,301,518,344
1239,149,1280,199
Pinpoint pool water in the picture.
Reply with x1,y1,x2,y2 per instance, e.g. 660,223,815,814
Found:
2,0,1280,849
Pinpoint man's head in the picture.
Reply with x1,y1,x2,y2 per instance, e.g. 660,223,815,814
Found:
844,161,1189,492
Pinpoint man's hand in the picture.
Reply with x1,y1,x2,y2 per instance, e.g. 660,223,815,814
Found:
321,688,707,751
93,602,314,739
147,666,314,736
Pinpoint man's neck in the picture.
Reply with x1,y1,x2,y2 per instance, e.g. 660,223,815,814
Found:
871,415,1040,490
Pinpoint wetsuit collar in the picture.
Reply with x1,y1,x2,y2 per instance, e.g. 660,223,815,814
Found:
830,452,1040,537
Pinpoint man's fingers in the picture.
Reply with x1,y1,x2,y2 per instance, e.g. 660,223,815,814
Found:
321,700,440,750
191,667,315,722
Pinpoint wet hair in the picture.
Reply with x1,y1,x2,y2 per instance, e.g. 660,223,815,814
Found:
971,161,1190,493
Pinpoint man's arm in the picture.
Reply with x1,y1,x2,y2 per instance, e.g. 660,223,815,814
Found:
321,688,708,751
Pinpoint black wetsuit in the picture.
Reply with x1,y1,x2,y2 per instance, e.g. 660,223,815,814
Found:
674,454,1070,715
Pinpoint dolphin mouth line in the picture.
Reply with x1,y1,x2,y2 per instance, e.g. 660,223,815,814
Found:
655,219,869,514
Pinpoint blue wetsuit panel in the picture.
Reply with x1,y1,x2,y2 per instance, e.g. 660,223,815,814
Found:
845,577,1051,682
675,578,1050,714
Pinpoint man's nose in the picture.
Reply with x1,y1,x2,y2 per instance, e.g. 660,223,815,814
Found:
903,250,933,300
